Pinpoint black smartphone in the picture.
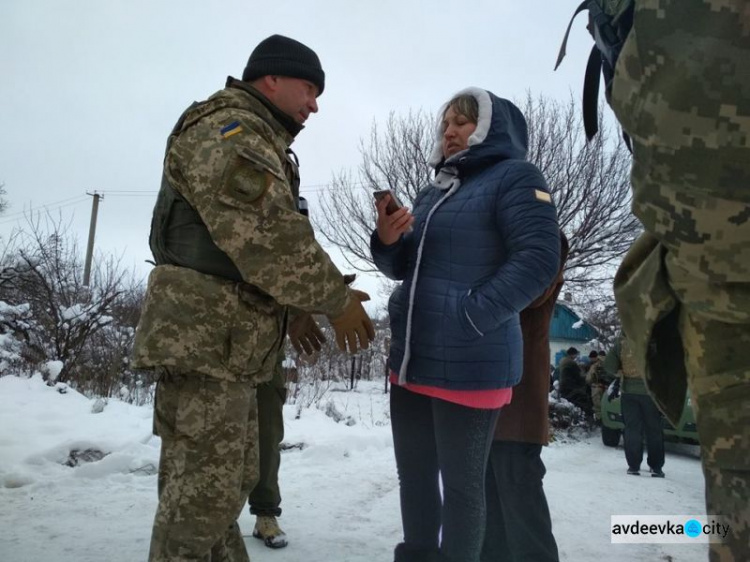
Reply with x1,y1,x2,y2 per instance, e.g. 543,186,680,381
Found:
373,190,403,215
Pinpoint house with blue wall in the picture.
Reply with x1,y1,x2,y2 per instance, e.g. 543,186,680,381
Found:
549,302,600,367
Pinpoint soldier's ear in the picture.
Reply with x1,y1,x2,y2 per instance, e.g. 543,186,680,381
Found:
265,75,282,91
254,75,280,97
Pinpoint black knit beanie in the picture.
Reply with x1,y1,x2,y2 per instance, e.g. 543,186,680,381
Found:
242,35,325,95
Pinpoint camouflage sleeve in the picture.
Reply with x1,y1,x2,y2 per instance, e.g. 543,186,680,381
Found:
171,108,348,316
603,338,622,378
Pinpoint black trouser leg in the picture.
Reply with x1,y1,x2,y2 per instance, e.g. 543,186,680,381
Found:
480,442,559,562
391,384,441,550
621,393,645,471
479,453,509,562
640,395,665,471
434,399,499,562
390,385,500,562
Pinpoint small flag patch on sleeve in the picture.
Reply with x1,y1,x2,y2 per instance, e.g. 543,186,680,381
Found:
535,189,552,203
220,121,242,138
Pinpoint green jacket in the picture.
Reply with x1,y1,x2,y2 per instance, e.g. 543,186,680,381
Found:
603,336,648,395
132,79,349,382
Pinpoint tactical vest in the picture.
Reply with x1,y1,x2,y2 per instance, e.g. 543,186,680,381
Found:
148,103,302,283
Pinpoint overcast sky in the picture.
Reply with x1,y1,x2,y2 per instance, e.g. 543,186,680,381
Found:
1,0,595,306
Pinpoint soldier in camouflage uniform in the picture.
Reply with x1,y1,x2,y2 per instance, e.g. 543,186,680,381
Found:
132,35,375,561
608,2,750,559
604,334,665,476
586,351,613,422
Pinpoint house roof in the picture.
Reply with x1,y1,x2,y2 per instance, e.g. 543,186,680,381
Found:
550,303,599,342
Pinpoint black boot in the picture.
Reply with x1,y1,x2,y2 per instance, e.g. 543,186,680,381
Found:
393,542,440,562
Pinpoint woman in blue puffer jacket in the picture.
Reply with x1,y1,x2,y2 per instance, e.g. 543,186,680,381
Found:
371,88,561,562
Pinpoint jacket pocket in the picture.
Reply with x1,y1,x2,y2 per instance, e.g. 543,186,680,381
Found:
132,265,282,383
226,289,284,383
445,286,483,342
133,266,233,377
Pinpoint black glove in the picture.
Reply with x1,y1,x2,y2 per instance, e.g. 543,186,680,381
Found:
607,378,621,402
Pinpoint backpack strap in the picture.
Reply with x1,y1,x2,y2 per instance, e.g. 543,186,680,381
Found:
554,0,590,70
582,45,602,141
588,2,620,53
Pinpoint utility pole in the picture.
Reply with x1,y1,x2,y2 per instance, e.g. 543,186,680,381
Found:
83,191,103,286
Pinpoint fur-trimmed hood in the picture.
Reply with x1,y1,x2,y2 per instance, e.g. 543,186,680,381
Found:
428,87,529,174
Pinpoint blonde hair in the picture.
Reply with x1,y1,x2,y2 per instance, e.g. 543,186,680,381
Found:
444,94,479,124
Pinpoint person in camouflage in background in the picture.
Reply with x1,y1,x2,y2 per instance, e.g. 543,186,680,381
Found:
132,34,375,562
586,350,613,423
607,2,750,559
604,334,666,477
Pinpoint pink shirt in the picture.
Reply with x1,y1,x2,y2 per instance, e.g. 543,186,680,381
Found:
389,371,512,410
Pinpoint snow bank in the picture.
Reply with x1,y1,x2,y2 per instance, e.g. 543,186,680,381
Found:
0,375,708,562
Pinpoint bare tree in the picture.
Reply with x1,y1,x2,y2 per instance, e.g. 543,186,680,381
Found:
520,93,640,285
567,284,622,350
0,182,7,216
314,109,434,273
314,94,639,289
0,213,138,387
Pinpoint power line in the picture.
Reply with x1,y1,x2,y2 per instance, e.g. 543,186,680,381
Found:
0,194,90,219
0,196,90,226
101,190,156,194
0,180,375,225
95,182,370,196
97,180,371,193
103,194,158,197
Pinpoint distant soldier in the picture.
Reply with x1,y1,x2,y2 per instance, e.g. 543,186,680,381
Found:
586,350,613,422
558,347,593,416
132,35,374,561
605,2,749,559
604,335,665,477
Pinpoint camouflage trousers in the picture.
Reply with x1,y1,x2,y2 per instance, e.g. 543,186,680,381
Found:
590,384,604,421
149,368,259,562
680,310,750,561
610,2,750,560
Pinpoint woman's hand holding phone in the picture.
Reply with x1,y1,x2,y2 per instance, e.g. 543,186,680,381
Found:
374,190,414,245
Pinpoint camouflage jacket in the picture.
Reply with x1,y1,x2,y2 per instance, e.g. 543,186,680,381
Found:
132,79,349,382
603,336,648,395
610,1,750,422
585,358,613,386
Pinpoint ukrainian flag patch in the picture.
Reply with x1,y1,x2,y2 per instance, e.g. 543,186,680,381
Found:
221,121,243,139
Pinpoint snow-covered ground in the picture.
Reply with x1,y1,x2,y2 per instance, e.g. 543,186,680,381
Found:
0,375,708,561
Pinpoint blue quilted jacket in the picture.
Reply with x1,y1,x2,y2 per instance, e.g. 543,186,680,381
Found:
370,89,560,390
